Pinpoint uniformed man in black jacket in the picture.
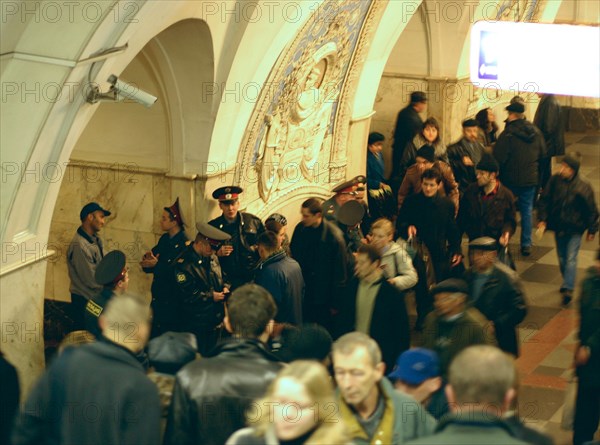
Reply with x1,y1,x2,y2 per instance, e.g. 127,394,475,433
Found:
322,176,365,222
208,186,264,289
172,222,231,356
84,250,129,338
141,198,189,336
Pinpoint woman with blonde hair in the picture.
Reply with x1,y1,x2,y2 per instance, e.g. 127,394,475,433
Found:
227,360,349,445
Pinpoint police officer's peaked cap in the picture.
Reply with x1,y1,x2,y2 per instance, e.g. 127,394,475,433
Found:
332,176,365,194
164,197,185,226
337,200,365,226
469,237,498,251
196,222,231,249
430,278,468,296
212,186,243,201
95,250,127,286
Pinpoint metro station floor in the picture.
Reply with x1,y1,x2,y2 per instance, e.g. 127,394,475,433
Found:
410,131,600,444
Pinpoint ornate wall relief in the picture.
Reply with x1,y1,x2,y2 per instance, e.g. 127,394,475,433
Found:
236,0,386,215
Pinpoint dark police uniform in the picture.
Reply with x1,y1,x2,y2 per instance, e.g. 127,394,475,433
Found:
208,186,264,289
143,198,189,337
171,223,230,356
84,250,126,338
323,176,365,222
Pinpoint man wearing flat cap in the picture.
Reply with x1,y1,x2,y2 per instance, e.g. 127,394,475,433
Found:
494,101,546,257
458,152,517,248
447,119,487,196
208,186,265,290
537,153,599,305
67,202,111,330
141,198,189,337
171,223,231,355
84,250,129,338
423,278,496,378
322,176,363,222
390,91,427,181
464,237,527,356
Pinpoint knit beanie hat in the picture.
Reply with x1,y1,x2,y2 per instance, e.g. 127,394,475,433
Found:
416,145,435,163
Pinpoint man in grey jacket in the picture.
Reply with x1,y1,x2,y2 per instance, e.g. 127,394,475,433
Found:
67,202,111,329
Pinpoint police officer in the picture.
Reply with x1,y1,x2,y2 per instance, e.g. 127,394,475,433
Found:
322,175,366,222
85,250,129,338
172,223,231,356
141,198,189,337
337,200,366,275
208,186,265,289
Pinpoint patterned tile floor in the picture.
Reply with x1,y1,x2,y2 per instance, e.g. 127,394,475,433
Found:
411,131,600,444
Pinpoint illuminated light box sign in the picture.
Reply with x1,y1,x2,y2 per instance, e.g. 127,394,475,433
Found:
470,21,599,98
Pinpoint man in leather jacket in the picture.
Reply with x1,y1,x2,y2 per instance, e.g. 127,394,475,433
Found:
209,186,265,289
171,222,231,356
164,284,283,445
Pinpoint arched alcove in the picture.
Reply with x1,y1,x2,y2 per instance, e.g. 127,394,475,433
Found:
46,18,215,302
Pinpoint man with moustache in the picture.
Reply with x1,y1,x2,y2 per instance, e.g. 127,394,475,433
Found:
447,119,487,196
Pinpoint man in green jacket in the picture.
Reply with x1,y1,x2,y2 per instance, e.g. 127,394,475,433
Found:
333,332,436,445
406,345,528,445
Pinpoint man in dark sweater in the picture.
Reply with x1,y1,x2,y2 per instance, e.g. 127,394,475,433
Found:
397,168,462,282
390,91,427,181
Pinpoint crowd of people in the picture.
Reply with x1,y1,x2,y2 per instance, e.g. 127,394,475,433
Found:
1,91,599,445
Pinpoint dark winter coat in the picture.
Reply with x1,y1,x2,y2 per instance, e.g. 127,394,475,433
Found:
0,352,19,445
458,181,517,241
537,173,599,235
493,119,546,188
533,94,565,157
254,250,305,325
465,263,528,356
290,220,347,309
12,340,161,445
391,105,423,177
337,277,410,371
164,338,283,445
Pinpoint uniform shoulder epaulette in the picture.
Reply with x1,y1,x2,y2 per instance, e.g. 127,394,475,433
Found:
185,240,192,246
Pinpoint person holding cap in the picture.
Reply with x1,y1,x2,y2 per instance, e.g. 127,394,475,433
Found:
84,250,129,338
171,222,231,355
464,237,527,357
388,348,444,419
141,198,189,337
537,153,599,305
323,176,365,222
209,186,265,290
397,144,459,212
458,152,517,248
494,101,546,257
67,202,111,330
447,118,487,196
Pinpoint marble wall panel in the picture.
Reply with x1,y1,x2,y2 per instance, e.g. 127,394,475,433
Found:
1,260,46,396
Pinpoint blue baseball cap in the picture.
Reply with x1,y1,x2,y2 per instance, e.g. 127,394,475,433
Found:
388,348,440,385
